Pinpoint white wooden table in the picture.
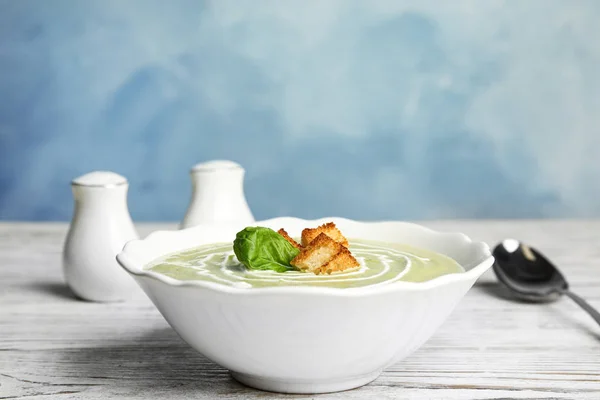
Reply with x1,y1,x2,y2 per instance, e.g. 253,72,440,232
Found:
1,221,599,399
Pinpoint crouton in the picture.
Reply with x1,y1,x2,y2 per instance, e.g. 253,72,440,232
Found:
277,228,302,249
291,233,358,274
291,233,342,272
313,247,360,275
301,222,349,248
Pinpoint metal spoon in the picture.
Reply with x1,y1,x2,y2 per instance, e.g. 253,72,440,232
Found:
492,239,600,326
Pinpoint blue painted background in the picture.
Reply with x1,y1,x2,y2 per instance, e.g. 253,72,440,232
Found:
1,0,599,221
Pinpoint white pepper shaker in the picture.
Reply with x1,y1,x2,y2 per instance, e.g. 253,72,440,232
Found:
62,171,139,302
180,160,255,229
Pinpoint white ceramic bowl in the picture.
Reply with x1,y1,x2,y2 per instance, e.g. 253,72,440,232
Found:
116,217,493,394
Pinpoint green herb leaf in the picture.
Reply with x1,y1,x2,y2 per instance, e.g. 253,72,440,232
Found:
233,227,300,273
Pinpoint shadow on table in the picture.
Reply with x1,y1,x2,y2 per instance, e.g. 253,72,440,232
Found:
26,281,79,301
476,281,516,301
478,281,600,341
58,327,294,397
550,303,600,342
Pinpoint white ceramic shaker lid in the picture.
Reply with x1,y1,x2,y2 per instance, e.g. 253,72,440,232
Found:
191,160,243,172
72,171,128,187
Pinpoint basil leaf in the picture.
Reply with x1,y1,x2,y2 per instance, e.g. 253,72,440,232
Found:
233,227,300,273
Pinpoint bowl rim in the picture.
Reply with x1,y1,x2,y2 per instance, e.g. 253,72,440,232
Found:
116,217,494,297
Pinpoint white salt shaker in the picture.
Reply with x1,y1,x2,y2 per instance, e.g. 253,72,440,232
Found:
62,171,139,302
180,160,254,229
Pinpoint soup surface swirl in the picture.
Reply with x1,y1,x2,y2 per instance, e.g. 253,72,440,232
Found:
146,239,463,289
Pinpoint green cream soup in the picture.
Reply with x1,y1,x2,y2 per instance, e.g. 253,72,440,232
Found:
145,239,464,289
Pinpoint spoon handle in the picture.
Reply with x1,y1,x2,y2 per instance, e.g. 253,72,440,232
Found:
564,290,600,326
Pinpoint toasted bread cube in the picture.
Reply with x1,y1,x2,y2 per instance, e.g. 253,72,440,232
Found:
313,247,360,275
291,233,343,272
277,228,302,249
301,222,349,247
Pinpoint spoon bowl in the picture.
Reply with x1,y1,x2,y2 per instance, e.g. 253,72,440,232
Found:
492,239,567,302
493,239,600,325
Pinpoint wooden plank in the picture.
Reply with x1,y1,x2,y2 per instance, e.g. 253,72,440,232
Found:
1,222,599,399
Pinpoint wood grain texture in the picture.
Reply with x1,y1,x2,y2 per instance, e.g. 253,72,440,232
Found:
1,221,599,399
